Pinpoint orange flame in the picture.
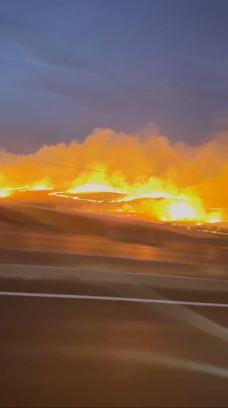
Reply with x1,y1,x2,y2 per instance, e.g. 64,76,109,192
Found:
0,129,226,224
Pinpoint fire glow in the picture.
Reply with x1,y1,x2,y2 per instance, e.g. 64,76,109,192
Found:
0,129,227,224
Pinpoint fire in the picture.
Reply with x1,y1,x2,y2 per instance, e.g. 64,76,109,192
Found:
0,129,227,224
20,182,53,192
0,188,12,198
166,201,198,221
0,180,53,200
208,214,222,224
68,183,124,194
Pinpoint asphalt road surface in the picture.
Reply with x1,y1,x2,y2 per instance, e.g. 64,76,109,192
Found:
0,207,228,406
1,263,228,407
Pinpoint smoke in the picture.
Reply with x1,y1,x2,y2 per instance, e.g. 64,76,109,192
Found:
0,127,227,212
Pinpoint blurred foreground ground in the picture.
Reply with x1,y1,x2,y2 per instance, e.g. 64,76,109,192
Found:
0,203,228,407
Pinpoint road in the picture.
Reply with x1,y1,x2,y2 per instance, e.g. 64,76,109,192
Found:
1,263,228,407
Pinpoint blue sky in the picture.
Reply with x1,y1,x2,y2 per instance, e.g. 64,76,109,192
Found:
0,0,228,152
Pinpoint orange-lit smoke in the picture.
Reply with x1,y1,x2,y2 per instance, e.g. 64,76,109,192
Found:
0,128,227,223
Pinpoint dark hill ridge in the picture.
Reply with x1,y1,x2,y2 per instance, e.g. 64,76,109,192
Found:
0,202,227,250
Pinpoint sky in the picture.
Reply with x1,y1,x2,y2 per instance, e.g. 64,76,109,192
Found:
0,0,228,152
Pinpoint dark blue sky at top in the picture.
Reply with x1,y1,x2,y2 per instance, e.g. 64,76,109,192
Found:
0,0,228,152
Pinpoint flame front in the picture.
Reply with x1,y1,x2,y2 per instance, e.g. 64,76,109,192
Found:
0,188,12,198
0,129,226,224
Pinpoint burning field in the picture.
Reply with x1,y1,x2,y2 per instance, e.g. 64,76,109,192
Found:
0,128,228,227
0,128,227,278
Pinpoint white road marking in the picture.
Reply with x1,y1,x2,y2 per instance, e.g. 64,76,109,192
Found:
0,290,228,308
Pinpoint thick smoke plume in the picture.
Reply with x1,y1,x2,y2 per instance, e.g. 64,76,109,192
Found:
0,128,227,219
